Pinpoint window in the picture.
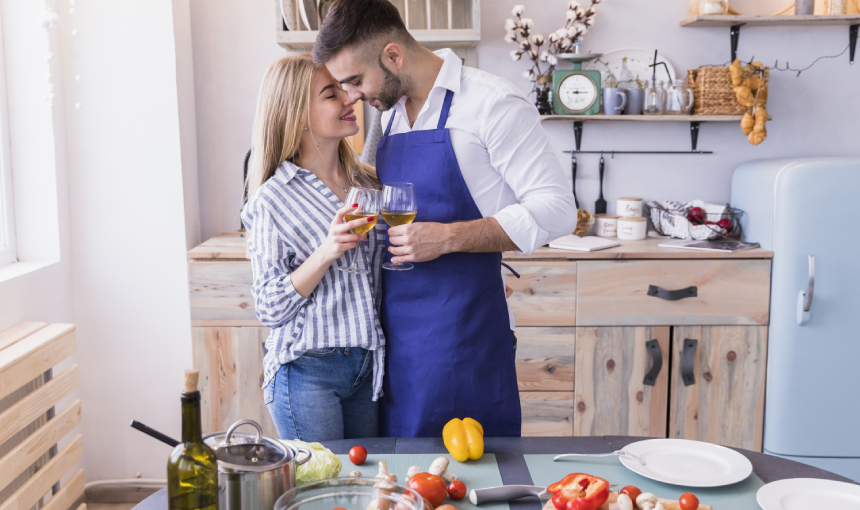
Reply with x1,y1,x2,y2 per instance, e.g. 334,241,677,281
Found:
0,21,16,268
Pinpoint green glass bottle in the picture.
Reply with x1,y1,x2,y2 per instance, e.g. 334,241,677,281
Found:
167,369,219,510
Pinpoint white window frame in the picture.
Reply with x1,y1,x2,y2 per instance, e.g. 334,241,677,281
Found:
0,19,16,268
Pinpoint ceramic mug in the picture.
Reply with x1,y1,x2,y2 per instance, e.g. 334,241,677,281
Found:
617,216,647,241
602,88,627,116
595,214,619,237
625,88,644,115
617,197,643,217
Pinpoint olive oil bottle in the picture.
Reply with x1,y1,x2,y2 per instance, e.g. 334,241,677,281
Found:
167,370,218,510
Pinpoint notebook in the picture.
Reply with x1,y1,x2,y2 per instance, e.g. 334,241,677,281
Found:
548,235,620,252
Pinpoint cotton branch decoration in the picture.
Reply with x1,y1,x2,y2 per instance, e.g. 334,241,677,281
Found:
505,0,603,97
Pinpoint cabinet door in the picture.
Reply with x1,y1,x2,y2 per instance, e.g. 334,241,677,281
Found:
504,261,577,326
670,326,767,451
521,392,574,437
574,327,670,437
192,327,277,438
516,327,575,437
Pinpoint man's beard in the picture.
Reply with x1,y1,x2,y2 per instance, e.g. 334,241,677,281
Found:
375,58,408,111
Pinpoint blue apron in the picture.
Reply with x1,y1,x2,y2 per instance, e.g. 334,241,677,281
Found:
376,89,521,437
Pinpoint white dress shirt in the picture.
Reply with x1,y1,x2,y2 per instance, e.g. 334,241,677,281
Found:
382,49,578,255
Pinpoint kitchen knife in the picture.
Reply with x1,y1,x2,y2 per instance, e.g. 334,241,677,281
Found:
595,155,606,214
469,486,547,505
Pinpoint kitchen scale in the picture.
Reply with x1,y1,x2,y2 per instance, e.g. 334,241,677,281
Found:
552,53,602,115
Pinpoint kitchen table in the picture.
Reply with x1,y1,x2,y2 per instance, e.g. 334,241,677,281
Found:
133,436,855,509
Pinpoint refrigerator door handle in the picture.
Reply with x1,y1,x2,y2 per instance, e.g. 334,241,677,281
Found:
797,255,814,326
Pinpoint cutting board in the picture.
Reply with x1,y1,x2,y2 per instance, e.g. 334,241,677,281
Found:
337,453,507,510
541,493,711,510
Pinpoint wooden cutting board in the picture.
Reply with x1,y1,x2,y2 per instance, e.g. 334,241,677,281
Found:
542,492,713,510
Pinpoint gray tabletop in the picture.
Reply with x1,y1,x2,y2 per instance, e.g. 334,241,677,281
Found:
135,436,855,509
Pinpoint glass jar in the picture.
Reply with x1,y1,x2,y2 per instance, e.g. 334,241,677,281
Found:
698,0,729,14
643,79,666,115
665,79,694,115
824,0,848,14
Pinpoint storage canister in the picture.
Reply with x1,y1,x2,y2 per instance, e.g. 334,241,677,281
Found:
617,217,647,240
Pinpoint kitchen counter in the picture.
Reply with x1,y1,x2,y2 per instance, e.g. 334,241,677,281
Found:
132,436,855,510
187,232,774,261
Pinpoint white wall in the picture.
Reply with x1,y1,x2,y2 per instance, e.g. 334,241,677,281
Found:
190,0,860,240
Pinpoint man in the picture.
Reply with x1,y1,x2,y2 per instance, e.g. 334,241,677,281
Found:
313,0,577,437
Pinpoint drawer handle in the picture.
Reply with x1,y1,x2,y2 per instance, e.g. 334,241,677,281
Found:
643,339,662,387
647,285,697,301
681,338,698,387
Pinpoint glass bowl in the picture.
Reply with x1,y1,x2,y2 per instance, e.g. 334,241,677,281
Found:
275,477,426,510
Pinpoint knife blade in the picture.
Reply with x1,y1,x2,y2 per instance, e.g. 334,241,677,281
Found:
470,484,618,505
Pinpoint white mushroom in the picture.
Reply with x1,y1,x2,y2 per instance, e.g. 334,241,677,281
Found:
428,457,458,483
653,503,667,510
406,466,422,482
636,493,658,510
348,470,363,477
615,493,633,510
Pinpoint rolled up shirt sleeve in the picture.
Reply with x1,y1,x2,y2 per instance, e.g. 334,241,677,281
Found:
243,200,310,329
482,90,578,253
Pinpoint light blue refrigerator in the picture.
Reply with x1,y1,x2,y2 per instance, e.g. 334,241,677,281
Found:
732,158,860,482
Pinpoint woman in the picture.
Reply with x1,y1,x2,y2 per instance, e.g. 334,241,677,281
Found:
241,53,385,441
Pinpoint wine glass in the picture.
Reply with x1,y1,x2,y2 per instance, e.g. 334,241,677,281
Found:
381,182,417,271
339,187,381,275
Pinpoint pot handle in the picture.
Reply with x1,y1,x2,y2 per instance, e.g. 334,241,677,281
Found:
224,419,263,446
295,446,313,466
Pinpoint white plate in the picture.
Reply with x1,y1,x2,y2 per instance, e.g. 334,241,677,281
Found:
758,478,860,510
620,439,752,487
299,0,318,31
585,48,676,88
729,0,793,15
280,0,299,31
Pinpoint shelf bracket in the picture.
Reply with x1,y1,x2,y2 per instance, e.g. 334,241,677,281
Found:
730,24,744,63
850,24,859,65
690,122,700,151
573,121,584,151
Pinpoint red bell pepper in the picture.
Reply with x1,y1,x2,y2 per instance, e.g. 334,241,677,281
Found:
547,473,610,510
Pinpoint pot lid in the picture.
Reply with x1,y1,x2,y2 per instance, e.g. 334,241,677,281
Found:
203,420,293,473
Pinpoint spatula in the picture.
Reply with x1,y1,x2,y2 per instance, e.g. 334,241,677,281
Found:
594,155,606,214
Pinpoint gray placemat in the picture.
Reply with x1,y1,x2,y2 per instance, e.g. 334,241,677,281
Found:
525,454,765,510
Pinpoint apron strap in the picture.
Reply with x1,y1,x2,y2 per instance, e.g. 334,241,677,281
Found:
501,262,521,278
383,108,397,137
437,89,455,130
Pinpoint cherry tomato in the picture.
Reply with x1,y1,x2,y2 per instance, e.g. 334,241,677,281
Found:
408,473,448,507
447,480,467,500
348,446,367,465
679,492,699,510
620,486,641,504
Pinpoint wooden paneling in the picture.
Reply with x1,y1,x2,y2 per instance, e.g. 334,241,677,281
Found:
576,260,771,326
670,326,768,451
504,262,577,326
40,468,85,510
193,327,277,438
0,325,76,401
520,392,573,437
515,328,574,391
0,400,81,492
0,365,78,446
0,323,47,352
0,435,83,510
187,233,249,260
189,261,260,324
574,327,670,437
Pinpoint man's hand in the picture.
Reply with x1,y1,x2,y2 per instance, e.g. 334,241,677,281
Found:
387,222,450,264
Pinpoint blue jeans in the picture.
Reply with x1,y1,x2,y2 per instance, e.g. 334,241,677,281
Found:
264,347,379,441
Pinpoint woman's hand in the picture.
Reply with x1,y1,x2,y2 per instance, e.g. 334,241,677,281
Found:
318,203,372,264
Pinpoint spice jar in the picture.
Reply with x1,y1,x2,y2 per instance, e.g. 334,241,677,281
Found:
698,0,728,14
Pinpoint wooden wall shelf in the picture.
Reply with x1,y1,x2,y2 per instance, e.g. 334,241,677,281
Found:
681,14,860,27
276,28,481,50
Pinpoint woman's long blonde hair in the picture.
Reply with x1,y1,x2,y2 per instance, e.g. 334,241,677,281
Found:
246,53,379,199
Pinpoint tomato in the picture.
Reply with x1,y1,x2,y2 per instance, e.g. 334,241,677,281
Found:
552,491,568,510
348,446,367,465
408,473,448,507
447,480,467,500
620,486,641,504
679,492,699,510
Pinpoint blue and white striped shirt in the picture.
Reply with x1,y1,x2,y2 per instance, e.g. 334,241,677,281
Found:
240,161,386,400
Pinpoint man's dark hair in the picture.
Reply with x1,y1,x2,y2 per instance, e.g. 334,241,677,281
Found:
313,0,411,65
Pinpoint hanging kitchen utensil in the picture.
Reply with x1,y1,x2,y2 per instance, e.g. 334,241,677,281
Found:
130,419,179,447
595,155,607,214
571,154,579,209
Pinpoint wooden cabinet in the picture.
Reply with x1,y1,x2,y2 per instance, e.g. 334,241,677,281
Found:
505,261,577,326
515,327,575,436
669,326,768,450
574,327,670,437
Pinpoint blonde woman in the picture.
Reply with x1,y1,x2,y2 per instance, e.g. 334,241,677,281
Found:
241,54,385,441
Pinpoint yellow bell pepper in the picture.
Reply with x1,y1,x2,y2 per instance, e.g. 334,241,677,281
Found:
443,417,484,462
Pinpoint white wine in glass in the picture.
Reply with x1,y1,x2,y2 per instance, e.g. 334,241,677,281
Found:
382,182,417,271
340,187,381,275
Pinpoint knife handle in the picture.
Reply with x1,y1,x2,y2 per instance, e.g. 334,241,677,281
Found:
469,486,546,505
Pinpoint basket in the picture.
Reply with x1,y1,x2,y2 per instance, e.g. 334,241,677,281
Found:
687,66,769,115
648,201,745,241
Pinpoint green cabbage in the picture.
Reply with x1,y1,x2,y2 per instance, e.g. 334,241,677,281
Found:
291,440,343,485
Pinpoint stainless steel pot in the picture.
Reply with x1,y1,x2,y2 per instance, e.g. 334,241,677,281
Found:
203,420,312,510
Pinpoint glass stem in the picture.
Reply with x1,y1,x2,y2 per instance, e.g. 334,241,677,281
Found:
349,241,362,270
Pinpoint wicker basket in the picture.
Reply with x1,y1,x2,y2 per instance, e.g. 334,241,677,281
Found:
687,66,769,115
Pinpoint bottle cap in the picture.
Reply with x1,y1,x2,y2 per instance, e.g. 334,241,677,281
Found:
183,369,199,393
